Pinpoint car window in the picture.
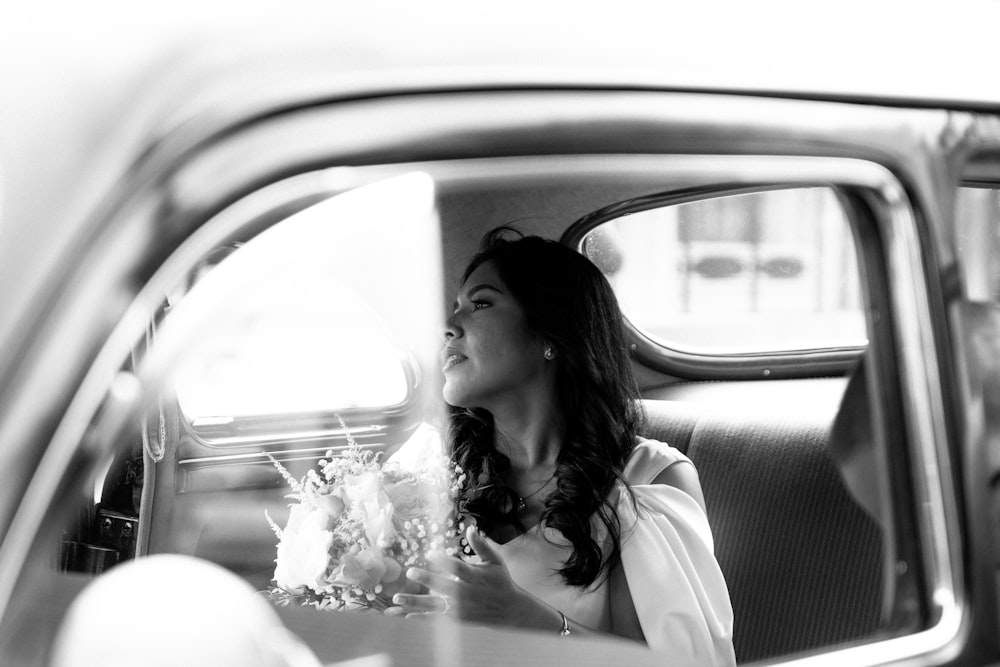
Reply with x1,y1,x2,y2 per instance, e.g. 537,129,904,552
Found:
148,174,441,448
168,241,411,433
579,187,866,355
956,185,1000,301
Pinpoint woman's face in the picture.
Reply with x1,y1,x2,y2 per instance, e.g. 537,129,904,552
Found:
441,260,549,409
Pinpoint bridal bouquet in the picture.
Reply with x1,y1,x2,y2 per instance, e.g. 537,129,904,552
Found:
265,425,468,611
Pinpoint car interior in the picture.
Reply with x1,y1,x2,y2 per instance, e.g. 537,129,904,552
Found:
0,91,950,666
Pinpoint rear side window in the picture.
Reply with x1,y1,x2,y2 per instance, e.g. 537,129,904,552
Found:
580,187,865,355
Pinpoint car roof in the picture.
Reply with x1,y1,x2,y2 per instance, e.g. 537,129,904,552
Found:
7,1,1000,110
1,0,998,348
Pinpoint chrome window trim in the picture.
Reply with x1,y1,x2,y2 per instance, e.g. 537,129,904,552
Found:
177,442,383,467
183,424,389,449
0,154,961,665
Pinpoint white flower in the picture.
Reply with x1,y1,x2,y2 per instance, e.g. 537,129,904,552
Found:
385,477,443,527
273,503,334,593
381,556,402,583
341,471,396,547
334,547,388,589
316,492,345,522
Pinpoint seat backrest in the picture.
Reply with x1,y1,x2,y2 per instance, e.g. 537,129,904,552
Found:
640,399,884,663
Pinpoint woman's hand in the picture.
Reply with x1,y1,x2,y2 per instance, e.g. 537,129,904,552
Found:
388,525,559,631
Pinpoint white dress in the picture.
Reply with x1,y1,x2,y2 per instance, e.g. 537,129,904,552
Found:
391,429,735,666
496,439,735,666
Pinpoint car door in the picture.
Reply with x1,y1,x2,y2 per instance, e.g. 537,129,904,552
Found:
0,50,998,666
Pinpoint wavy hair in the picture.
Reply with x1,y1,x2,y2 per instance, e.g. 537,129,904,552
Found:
450,226,642,588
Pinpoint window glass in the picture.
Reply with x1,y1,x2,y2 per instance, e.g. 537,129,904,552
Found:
582,187,865,354
153,175,442,442
956,186,1000,301
171,249,410,426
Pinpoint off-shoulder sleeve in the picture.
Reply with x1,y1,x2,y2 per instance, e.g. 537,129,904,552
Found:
385,422,446,472
616,476,736,665
623,438,689,484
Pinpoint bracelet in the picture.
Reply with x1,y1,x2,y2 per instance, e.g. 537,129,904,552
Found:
558,611,571,638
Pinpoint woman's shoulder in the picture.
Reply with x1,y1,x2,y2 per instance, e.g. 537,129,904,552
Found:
385,422,446,471
623,437,692,486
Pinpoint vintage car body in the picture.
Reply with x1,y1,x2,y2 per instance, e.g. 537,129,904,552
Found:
2,2,1000,665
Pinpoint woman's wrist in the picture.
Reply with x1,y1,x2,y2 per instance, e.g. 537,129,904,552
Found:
516,592,572,635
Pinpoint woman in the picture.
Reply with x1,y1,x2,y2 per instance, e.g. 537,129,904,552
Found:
391,227,735,665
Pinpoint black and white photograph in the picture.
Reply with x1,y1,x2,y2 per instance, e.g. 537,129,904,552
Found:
0,2,998,665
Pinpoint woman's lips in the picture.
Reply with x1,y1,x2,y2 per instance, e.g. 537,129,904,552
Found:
443,353,467,371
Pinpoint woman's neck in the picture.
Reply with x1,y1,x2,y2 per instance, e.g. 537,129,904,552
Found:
489,393,563,470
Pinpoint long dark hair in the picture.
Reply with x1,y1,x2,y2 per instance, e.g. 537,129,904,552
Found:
450,226,642,588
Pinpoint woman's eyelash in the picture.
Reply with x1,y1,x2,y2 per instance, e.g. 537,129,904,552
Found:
452,299,491,314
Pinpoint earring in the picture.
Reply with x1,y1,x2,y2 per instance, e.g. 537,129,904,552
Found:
544,346,554,360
